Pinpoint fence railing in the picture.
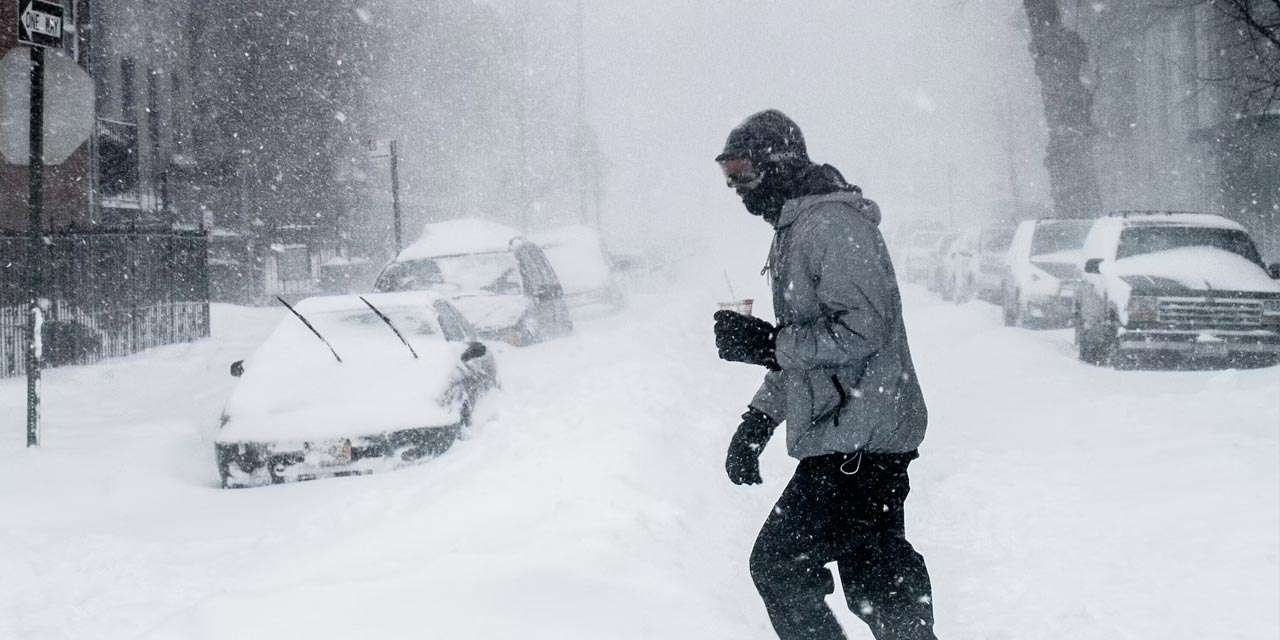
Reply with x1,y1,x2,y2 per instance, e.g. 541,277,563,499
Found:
0,229,210,378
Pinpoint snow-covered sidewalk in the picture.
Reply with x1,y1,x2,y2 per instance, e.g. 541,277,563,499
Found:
2,287,1277,639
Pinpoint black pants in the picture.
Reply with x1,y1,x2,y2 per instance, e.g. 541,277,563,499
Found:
750,451,936,640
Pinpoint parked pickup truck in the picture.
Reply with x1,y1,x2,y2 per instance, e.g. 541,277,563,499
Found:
1074,212,1280,367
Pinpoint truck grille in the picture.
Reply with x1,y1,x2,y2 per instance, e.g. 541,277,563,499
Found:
1157,297,1263,328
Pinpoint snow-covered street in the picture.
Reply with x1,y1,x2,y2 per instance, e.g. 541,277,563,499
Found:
3,273,1276,640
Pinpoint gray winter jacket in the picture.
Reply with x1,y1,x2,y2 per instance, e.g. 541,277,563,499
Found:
749,191,927,458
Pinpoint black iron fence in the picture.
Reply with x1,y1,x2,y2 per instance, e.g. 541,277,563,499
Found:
0,229,210,378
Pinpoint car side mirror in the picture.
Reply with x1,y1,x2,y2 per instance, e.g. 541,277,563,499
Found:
1268,262,1280,279
461,342,487,362
230,360,245,377
1083,258,1103,275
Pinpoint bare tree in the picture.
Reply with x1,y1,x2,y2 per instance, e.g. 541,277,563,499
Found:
1022,0,1103,218
1018,0,1100,217
1199,0,1280,114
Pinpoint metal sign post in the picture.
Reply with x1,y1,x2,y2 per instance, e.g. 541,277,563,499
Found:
389,140,402,253
369,139,403,253
26,44,43,447
16,0,64,447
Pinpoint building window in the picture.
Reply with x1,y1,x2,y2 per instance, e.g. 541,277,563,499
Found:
97,119,139,199
120,57,136,123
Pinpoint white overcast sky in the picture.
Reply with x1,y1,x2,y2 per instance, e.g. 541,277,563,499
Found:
578,0,1047,253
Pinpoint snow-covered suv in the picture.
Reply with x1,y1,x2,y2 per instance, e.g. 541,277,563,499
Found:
1002,218,1092,326
1074,212,1280,366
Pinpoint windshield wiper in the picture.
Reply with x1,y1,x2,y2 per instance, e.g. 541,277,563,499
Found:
359,296,419,360
275,296,343,364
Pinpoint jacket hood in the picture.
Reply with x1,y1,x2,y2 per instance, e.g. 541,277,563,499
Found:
775,191,881,230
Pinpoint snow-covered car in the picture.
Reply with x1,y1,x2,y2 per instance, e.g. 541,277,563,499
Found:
215,291,498,488
926,232,959,298
1001,218,1092,326
1074,212,1280,366
899,228,948,284
373,218,573,346
531,225,624,313
943,223,1017,303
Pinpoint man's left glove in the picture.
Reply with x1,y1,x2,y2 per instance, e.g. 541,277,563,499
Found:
713,310,780,371
726,407,778,485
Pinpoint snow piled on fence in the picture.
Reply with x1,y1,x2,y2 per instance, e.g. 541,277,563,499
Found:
1,272,1277,639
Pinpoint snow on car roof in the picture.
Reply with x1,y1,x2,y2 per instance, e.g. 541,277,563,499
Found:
396,218,523,262
218,292,468,442
1112,213,1245,231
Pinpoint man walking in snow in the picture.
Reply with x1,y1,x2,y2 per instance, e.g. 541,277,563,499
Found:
713,110,937,640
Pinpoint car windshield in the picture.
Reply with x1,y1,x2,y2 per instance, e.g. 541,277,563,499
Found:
1116,226,1263,264
1030,220,1091,257
327,306,439,338
378,252,524,295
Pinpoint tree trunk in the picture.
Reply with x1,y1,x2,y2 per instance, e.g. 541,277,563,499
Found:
1023,0,1103,218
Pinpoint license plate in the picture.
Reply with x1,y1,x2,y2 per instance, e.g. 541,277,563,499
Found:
304,438,353,466
1194,342,1229,358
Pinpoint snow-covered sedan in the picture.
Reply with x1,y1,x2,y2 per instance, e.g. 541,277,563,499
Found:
215,291,498,488
374,218,573,346
1002,218,1092,326
899,228,948,284
1075,212,1280,367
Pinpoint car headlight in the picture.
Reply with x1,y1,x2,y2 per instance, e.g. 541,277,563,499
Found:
1264,299,1280,315
1127,295,1159,323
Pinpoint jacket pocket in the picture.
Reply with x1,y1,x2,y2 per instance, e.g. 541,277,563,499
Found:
809,373,848,428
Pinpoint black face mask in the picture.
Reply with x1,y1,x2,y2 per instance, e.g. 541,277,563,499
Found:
739,188,787,223
737,164,793,223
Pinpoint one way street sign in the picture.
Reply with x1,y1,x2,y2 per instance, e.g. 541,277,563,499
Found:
17,0,64,49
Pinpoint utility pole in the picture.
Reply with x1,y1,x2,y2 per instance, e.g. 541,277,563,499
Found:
389,139,403,253
946,163,956,230
516,0,531,231
575,0,589,227
27,44,45,447
368,139,403,254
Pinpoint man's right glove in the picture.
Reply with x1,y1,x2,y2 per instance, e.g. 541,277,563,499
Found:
726,407,778,485
713,310,780,371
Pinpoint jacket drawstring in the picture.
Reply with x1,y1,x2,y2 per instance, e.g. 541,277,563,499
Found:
839,450,863,475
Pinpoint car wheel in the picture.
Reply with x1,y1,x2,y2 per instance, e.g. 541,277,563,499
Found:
1077,311,1105,365
955,277,972,304
1002,287,1018,327
1101,315,1124,368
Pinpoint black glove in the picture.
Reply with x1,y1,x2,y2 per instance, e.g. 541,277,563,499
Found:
713,310,780,371
726,407,778,485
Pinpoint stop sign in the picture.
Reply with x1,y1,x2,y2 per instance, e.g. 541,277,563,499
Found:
0,46,94,165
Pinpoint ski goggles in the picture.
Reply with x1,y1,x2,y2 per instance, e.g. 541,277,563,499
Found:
718,157,762,191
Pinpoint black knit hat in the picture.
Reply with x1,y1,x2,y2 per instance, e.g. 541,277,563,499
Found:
715,109,809,165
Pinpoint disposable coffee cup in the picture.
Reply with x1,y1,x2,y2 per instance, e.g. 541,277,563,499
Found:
718,298,754,317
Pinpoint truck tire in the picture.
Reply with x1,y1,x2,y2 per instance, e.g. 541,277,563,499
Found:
1002,287,1019,327
1077,311,1104,365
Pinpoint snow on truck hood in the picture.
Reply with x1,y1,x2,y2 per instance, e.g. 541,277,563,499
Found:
217,293,470,442
1110,247,1280,294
